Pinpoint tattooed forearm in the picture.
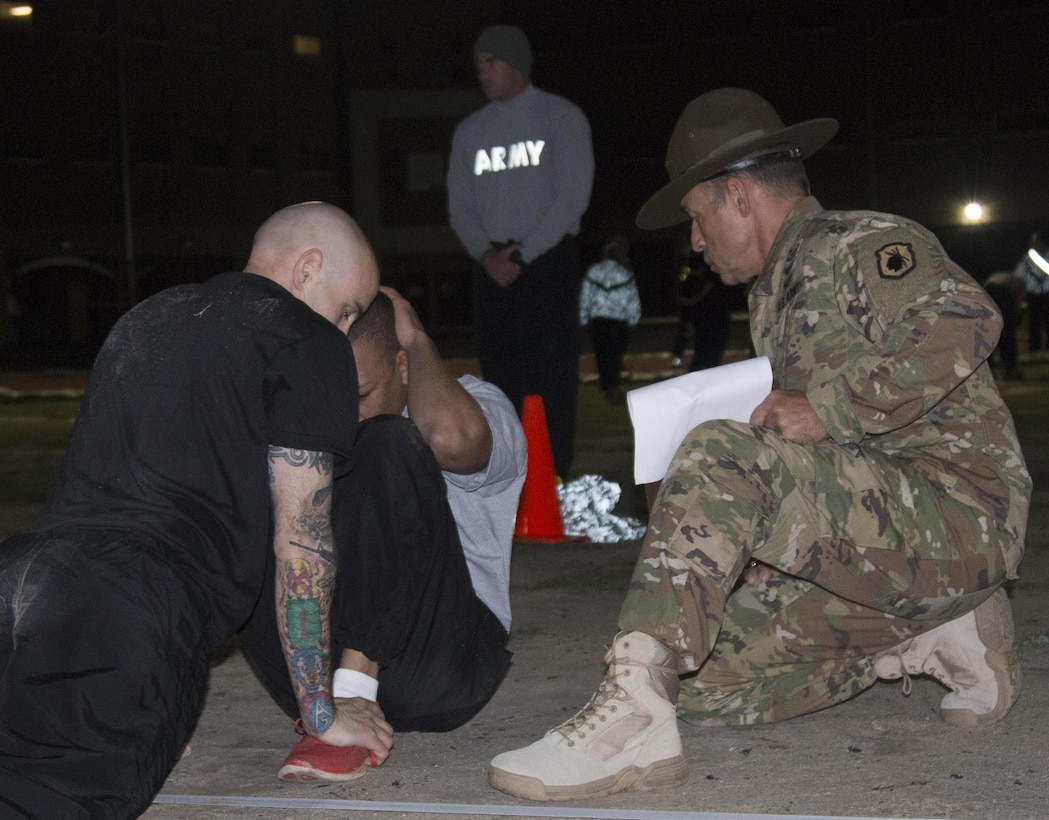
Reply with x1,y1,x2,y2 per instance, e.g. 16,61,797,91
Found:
289,539,335,565
295,500,333,542
268,447,334,476
278,556,334,734
288,493,335,566
268,444,340,736
268,447,337,561
289,541,337,597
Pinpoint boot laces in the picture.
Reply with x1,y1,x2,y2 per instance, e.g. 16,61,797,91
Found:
891,646,914,696
551,643,675,744
553,674,624,743
549,645,629,746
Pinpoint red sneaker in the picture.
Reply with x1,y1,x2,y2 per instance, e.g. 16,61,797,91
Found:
277,734,378,782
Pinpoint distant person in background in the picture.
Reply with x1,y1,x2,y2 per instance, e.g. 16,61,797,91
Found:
671,251,735,371
983,269,1024,380
1015,227,1049,356
447,24,594,478
580,236,642,403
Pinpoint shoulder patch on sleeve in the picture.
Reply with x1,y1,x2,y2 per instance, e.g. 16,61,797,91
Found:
876,242,916,279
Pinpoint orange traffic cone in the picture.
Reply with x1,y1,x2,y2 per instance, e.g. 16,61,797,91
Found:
514,395,585,543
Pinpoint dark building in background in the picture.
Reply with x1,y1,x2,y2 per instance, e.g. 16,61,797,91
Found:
2,0,1047,358
1,0,346,358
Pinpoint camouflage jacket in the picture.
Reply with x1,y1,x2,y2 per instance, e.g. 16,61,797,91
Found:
749,197,1030,576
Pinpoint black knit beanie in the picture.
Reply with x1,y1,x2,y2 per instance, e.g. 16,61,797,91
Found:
474,25,532,79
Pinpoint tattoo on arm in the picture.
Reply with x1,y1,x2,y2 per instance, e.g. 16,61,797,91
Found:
281,556,334,733
269,446,339,735
269,447,334,475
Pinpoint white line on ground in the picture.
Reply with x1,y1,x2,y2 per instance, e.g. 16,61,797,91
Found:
153,794,951,820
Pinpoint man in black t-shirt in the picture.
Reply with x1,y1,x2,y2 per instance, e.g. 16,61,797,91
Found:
0,202,390,819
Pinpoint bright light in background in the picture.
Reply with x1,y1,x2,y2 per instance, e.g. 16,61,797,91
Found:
1030,248,1049,277
0,2,33,18
962,201,984,224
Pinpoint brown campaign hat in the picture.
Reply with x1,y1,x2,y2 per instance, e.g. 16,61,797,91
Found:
636,88,838,230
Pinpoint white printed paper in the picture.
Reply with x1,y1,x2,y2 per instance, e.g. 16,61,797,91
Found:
627,356,773,485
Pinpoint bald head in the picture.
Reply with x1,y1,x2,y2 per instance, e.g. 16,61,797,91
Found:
246,202,380,334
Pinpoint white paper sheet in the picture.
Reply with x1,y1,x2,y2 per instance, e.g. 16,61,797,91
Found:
627,356,773,485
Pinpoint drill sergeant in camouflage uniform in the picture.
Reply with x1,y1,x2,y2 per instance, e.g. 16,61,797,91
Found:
488,88,1031,803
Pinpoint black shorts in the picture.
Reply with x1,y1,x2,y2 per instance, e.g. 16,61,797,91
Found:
239,415,511,732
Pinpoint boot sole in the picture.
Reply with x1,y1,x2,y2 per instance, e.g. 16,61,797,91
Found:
488,755,687,801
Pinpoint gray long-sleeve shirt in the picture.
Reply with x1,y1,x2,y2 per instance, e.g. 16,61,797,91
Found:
447,84,594,264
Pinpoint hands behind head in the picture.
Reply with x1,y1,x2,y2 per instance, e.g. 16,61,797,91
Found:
379,285,427,351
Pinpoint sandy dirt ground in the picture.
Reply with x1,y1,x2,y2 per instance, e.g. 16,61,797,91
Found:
1,362,1046,820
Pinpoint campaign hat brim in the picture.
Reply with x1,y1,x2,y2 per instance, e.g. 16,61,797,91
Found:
636,89,838,230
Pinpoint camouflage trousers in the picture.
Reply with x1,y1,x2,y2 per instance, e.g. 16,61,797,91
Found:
619,419,1009,725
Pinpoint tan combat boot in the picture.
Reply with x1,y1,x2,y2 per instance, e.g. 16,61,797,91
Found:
488,631,686,801
874,587,1020,726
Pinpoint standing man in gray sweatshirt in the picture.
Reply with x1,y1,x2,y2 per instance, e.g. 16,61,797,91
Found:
447,24,594,479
